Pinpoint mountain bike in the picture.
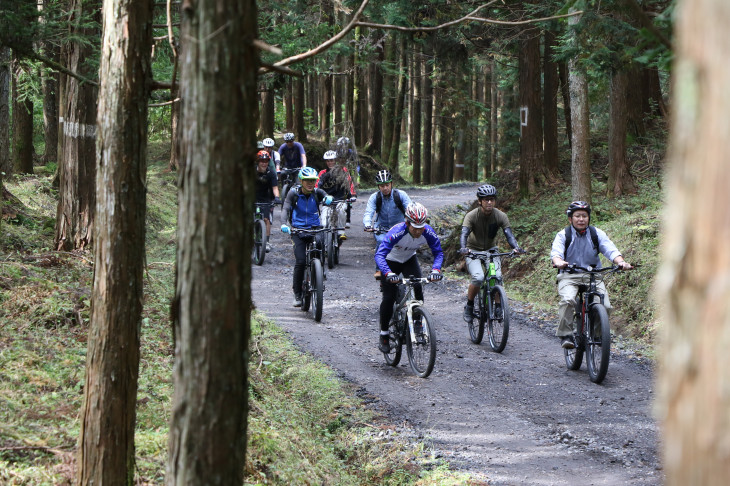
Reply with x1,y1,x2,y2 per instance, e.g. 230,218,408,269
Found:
560,264,627,384
465,248,523,353
278,168,300,202
252,202,274,266
292,228,328,322
382,276,440,378
321,198,350,269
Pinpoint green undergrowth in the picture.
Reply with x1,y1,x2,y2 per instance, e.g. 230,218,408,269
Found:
1,145,477,484
247,315,479,485
429,170,663,360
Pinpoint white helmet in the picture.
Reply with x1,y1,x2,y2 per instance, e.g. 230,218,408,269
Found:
324,150,337,160
263,137,275,147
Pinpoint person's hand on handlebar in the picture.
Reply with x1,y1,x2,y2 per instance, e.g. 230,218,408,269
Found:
615,260,633,270
512,247,526,255
459,247,470,256
428,269,443,282
364,226,373,232
552,257,569,270
386,272,400,283
281,224,291,234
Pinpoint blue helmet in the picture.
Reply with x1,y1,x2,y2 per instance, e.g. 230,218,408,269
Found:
299,166,319,180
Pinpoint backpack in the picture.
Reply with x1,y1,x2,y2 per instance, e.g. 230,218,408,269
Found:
563,225,599,259
375,189,406,215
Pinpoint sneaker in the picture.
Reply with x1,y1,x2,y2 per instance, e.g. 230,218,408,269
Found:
378,335,390,353
463,303,474,322
374,270,382,280
265,242,272,253
561,336,575,349
293,294,303,307
345,222,351,229
338,233,347,242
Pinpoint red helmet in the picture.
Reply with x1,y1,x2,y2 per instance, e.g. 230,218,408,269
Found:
405,202,428,228
257,150,270,161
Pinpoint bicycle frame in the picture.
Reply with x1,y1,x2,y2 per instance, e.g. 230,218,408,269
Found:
470,249,514,318
393,277,430,344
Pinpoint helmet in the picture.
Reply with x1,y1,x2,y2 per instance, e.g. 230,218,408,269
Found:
324,150,337,160
566,200,591,217
263,137,275,147
337,136,350,146
375,170,392,184
257,150,270,161
299,166,319,180
476,184,497,198
404,202,428,228
257,140,264,149
283,132,295,142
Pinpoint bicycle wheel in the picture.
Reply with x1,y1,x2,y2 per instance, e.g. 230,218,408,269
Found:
383,316,403,367
333,239,340,265
311,258,324,322
586,304,611,384
301,264,312,312
326,232,336,269
468,288,485,344
252,219,267,266
564,314,584,370
487,285,509,353
282,183,291,202
406,306,437,378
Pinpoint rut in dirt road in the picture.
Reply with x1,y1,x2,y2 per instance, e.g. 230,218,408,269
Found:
253,185,662,486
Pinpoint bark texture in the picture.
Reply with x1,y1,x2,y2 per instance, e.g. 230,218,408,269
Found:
55,0,99,250
657,1,730,484
166,0,255,482
77,0,153,481
568,10,591,203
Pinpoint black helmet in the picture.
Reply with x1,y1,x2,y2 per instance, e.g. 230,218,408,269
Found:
566,200,591,217
375,170,392,184
476,184,497,198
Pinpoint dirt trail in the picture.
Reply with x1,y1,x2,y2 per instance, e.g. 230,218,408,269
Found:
252,185,662,485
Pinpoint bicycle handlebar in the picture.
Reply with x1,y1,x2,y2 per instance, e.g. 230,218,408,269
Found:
469,249,525,259
394,276,441,285
292,228,329,236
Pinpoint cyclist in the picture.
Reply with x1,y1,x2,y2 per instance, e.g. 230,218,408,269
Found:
460,184,524,322
363,170,412,279
281,166,333,307
375,202,444,353
550,201,632,349
278,132,307,169
262,137,281,172
255,150,281,252
316,150,356,244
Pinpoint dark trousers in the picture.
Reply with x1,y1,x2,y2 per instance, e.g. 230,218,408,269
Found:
291,231,324,296
379,256,423,331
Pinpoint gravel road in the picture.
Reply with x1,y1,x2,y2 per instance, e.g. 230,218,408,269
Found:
252,184,662,485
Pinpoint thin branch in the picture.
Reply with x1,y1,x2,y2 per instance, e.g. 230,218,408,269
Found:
253,39,282,56
167,0,178,57
355,9,583,33
9,44,98,86
268,0,371,70
149,98,180,107
258,62,302,77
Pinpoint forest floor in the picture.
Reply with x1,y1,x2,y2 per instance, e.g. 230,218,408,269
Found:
252,184,662,486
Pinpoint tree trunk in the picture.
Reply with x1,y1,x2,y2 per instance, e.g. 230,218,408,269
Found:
294,77,306,142
366,43,384,156
11,67,34,175
388,36,407,175
410,43,422,184
166,0,255,482
77,0,153,482
260,87,275,137
558,60,572,149
0,47,12,176
381,36,395,165
543,29,560,178
41,43,59,166
284,76,293,130
55,0,99,251
568,10,591,202
657,1,730,484
334,53,343,127
319,74,332,145
489,58,498,176
518,31,543,198
607,68,637,197
422,36,433,184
